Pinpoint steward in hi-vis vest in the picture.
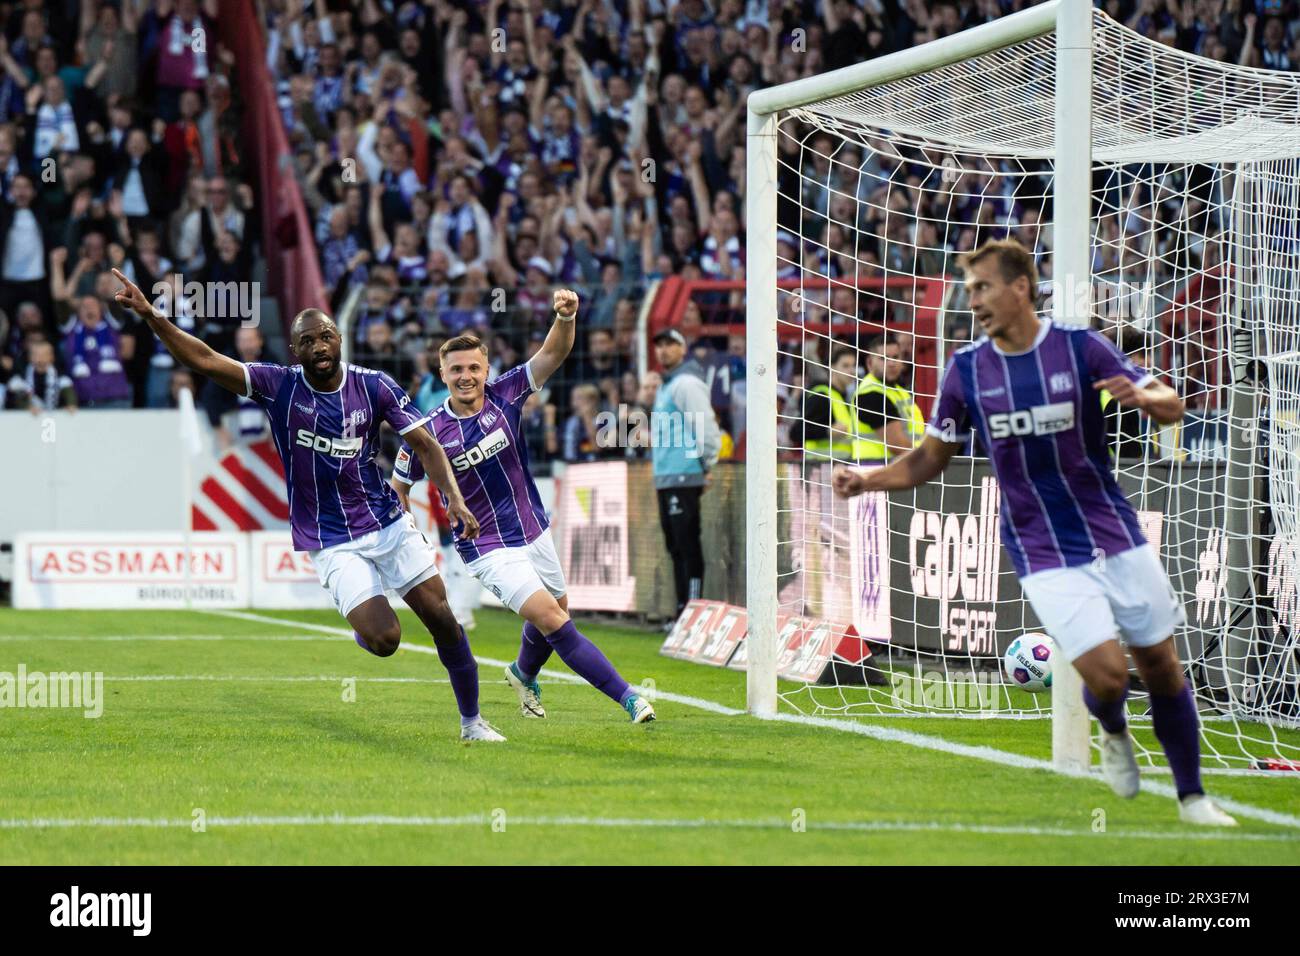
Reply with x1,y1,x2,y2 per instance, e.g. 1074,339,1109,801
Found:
853,335,923,460
803,348,859,461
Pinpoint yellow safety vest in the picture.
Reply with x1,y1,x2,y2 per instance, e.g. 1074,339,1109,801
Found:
852,373,925,460
1099,389,1183,460
805,384,856,460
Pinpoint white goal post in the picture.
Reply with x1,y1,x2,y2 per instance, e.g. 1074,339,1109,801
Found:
745,0,1300,774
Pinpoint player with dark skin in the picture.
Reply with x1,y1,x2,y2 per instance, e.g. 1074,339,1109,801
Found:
112,268,479,655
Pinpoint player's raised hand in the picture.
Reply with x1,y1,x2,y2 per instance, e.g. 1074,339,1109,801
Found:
832,465,868,498
553,288,579,320
112,268,154,318
447,499,480,540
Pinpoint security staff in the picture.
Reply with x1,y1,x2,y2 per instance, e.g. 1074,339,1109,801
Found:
652,327,722,619
802,347,859,461
854,333,924,460
1101,325,1182,460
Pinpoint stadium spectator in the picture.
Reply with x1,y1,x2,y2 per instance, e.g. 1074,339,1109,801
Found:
355,318,416,393
61,294,132,409
177,176,246,272
4,338,76,413
144,0,220,123
0,173,53,330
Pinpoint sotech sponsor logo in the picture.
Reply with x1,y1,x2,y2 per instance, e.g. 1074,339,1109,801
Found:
908,476,1001,653
50,886,151,936
987,401,1075,440
294,428,363,459
0,664,103,718
451,428,509,471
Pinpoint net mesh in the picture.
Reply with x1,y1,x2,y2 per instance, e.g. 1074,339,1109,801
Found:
769,9,1300,772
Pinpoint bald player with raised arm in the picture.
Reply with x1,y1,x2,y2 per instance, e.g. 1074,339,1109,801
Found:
832,240,1236,826
112,268,508,742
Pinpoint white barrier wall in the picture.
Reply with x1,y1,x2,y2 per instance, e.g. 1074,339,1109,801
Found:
248,531,330,609
10,464,560,610
13,532,249,609
0,411,195,543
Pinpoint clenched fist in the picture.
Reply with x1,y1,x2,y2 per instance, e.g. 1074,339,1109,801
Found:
832,466,869,499
553,288,579,320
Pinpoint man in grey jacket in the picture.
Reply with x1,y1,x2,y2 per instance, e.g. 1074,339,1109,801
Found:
651,327,722,619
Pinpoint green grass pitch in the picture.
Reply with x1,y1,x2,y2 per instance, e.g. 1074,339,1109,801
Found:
0,607,1296,865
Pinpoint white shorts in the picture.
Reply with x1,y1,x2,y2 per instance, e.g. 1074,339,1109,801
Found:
309,514,440,617
1019,544,1185,661
464,529,566,614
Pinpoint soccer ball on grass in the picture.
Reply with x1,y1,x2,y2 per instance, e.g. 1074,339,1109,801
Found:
1003,633,1054,693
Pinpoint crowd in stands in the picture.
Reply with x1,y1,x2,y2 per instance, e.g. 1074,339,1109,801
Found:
0,0,277,444
4,0,1300,462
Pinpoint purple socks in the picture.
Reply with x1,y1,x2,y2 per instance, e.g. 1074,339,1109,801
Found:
435,626,480,720
1083,683,1129,734
542,620,632,705
516,621,553,681
353,631,380,656
1150,682,1204,800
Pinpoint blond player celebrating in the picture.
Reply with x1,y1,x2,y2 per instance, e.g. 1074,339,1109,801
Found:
834,240,1235,826
392,290,656,723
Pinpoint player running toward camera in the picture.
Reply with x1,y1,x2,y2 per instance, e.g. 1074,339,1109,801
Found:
833,240,1236,826
391,289,656,724
111,269,507,742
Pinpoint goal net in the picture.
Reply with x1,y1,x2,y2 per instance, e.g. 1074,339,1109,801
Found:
745,0,1300,773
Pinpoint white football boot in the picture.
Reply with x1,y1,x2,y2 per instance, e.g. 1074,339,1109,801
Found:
460,717,507,742
1099,728,1141,799
505,664,546,718
1178,794,1238,827
624,694,657,723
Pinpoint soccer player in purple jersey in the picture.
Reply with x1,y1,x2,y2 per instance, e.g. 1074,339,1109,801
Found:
391,289,656,723
111,268,509,742
833,240,1236,826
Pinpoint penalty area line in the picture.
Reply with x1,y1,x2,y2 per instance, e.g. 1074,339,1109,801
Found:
0,813,1295,842
198,610,1300,831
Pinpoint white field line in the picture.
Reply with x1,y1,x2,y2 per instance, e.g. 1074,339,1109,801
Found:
201,609,744,715
0,812,1295,843
0,634,341,642
65,674,1295,774
19,629,1291,779
192,609,1298,831
103,675,449,684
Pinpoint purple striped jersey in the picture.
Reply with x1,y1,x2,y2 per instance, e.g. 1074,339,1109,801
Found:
927,321,1154,577
393,362,548,561
243,362,430,551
